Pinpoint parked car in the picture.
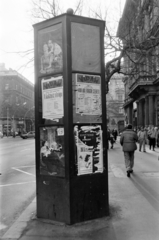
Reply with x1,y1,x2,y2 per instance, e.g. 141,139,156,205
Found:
21,131,35,139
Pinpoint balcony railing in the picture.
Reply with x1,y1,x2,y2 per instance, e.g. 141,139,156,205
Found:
129,75,155,93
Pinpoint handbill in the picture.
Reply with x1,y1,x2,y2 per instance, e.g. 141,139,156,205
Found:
74,125,103,175
41,76,64,120
76,74,102,115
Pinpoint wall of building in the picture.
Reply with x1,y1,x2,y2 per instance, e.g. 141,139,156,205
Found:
106,73,125,132
0,64,35,135
118,0,159,129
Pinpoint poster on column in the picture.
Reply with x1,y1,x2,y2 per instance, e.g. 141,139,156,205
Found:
38,23,63,75
40,126,65,176
75,74,102,115
74,125,103,175
41,76,64,121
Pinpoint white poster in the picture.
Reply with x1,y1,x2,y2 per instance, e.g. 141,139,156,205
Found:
42,76,64,120
74,125,103,175
76,74,102,115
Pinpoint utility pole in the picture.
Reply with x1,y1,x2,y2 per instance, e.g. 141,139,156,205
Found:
7,107,9,137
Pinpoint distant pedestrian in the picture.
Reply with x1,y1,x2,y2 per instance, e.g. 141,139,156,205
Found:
148,125,157,151
107,128,111,149
120,124,138,177
110,131,115,149
112,129,118,142
138,127,147,152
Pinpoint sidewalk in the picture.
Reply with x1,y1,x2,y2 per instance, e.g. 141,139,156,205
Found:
2,142,159,240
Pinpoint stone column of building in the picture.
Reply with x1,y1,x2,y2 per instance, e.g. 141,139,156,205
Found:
136,101,139,127
127,102,133,124
149,95,154,126
156,95,159,126
138,100,143,127
144,96,149,127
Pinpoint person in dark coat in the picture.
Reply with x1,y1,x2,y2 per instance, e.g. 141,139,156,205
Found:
107,129,111,149
120,124,138,177
112,129,118,141
110,131,115,149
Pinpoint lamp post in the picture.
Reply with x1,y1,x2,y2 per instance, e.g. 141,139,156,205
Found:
7,107,9,137
24,106,35,132
12,102,27,136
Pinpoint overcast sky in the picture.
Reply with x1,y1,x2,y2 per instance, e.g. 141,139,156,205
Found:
0,0,126,83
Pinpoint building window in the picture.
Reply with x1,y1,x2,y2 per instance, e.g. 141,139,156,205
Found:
118,94,123,101
5,83,9,90
119,107,123,114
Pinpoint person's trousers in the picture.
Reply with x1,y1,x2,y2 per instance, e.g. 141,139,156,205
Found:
124,151,134,171
149,138,156,150
139,139,146,151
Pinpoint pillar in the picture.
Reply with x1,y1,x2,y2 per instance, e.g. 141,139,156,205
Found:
149,95,154,125
145,96,149,126
138,100,143,127
137,101,139,127
127,102,133,124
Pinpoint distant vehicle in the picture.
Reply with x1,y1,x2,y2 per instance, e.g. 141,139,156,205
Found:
21,131,35,139
11,131,19,137
0,132,3,138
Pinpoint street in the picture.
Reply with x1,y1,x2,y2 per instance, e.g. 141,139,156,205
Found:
0,137,35,237
0,136,159,239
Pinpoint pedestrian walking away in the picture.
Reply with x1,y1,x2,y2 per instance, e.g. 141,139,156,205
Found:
110,131,115,149
120,124,138,177
137,127,147,152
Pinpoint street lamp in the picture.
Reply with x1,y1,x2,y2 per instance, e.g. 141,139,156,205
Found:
24,106,35,132
12,102,27,135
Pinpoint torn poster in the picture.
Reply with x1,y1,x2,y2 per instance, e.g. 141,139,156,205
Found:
74,125,103,175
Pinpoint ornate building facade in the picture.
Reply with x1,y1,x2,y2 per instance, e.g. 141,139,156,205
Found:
0,63,34,135
117,0,159,128
106,73,125,132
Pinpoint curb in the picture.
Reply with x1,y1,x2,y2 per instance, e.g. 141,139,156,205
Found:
2,198,36,239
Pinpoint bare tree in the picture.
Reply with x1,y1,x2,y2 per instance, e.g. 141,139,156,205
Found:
89,0,159,94
12,0,159,95
105,0,159,91
31,0,83,22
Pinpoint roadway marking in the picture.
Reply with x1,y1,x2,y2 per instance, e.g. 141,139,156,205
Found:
12,167,35,176
0,223,7,230
15,165,35,168
0,181,35,187
20,148,31,151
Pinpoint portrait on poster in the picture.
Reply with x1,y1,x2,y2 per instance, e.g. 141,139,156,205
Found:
74,125,103,175
38,23,63,75
41,76,64,121
75,74,102,115
40,126,65,177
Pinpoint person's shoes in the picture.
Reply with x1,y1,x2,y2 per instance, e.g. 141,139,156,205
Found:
143,150,146,152
127,171,130,177
130,169,133,173
111,146,113,149
139,150,141,152
153,149,155,151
